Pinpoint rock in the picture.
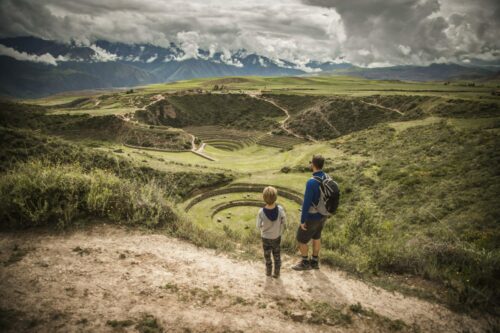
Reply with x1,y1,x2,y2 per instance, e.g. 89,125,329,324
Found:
119,253,126,259
290,312,305,322
226,216,231,219
217,218,222,222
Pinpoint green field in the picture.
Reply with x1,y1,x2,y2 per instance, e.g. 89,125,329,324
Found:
1,74,499,314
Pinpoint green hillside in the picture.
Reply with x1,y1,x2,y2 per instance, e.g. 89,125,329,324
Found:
2,75,499,315
136,94,283,129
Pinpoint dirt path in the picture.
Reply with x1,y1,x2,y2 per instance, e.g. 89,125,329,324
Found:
360,101,405,116
189,133,197,151
188,133,215,161
0,225,493,333
140,94,165,111
251,95,317,142
118,94,166,124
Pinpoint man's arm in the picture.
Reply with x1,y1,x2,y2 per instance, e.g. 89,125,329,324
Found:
300,179,314,224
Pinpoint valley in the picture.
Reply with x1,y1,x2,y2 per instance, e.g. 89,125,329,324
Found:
1,75,499,332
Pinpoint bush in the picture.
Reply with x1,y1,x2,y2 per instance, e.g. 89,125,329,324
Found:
0,161,176,229
280,166,291,173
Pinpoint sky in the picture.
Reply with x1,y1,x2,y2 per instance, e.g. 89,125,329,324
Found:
0,0,498,67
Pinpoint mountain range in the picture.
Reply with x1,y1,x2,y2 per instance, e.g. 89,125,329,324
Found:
0,36,498,98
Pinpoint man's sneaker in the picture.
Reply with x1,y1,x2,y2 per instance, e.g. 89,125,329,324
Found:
292,260,311,271
273,267,280,278
266,265,272,276
310,260,319,270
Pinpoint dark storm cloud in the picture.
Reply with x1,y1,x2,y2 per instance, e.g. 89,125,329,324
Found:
0,0,498,66
304,0,500,66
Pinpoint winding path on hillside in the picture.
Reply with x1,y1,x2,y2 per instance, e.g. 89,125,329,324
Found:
250,95,318,142
188,133,216,161
118,95,217,161
360,101,405,116
118,94,166,124
0,225,493,333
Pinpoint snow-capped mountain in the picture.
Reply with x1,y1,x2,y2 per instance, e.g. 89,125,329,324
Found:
1,36,329,97
0,36,496,98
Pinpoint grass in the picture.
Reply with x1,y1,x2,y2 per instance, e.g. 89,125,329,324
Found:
138,94,283,130
186,191,300,235
135,314,163,333
136,75,500,100
2,75,499,314
0,126,232,200
0,161,177,229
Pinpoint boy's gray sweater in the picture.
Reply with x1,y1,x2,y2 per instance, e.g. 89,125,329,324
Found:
256,205,287,239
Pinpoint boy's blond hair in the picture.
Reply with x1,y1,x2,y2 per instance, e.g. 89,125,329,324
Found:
263,186,278,205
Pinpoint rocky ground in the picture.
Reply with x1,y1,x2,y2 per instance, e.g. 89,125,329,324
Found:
0,225,496,333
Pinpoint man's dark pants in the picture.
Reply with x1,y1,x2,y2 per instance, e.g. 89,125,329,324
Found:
296,217,327,244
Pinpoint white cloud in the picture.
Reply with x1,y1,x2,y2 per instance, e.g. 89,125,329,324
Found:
0,0,498,67
398,45,412,55
89,44,119,62
358,49,370,56
146,54,157,63
0,44,62,65
220,49,243,67
175,31,200,61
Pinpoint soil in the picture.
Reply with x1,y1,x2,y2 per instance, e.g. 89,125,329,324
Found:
0,225,495,332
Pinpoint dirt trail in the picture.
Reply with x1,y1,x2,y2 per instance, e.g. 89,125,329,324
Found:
251,95,317,142
188,133,215,161
0,225,493,333
118,94,166,124
361,101,405,116
140,94,165,111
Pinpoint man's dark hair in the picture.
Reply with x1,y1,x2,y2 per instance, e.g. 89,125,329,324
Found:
311,155,325,170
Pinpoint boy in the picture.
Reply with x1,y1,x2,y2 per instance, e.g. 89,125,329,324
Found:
256,186,287,278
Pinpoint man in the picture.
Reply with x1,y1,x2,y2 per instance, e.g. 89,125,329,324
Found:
292,154,328,270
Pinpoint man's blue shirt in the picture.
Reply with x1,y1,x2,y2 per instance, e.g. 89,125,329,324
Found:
300,170,326,224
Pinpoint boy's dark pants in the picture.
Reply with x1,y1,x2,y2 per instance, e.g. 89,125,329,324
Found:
262,236,281,271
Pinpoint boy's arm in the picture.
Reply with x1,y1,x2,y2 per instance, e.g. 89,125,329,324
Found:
256,211,263,230
300,180,314,224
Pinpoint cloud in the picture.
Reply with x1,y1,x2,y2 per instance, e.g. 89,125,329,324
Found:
303,0,500,66
0,0,498,67
0,0,344,65
89,44,119,62
146,54,157,63
0,44,62,65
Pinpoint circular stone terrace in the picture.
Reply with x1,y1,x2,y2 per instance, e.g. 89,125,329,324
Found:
184,183,303,233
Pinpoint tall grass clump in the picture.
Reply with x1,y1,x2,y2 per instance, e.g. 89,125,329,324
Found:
0,160,176,229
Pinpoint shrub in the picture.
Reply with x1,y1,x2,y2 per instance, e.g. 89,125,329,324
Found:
280,166,291,173
0,161,176,229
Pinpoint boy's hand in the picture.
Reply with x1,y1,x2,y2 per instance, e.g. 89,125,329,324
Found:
300,223,307,231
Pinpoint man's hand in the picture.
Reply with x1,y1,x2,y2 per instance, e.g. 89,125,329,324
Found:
300,223,307,231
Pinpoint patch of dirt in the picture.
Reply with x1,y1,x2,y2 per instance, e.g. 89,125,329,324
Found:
162,103,177,119
206,78,251,85
0,225,495,332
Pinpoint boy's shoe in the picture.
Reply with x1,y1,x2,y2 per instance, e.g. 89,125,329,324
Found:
310,260,319,270
266,266,272,276
272,268,280,278
292,260,311,271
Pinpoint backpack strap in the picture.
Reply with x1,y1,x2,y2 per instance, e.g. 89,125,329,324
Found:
312,175,322,183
